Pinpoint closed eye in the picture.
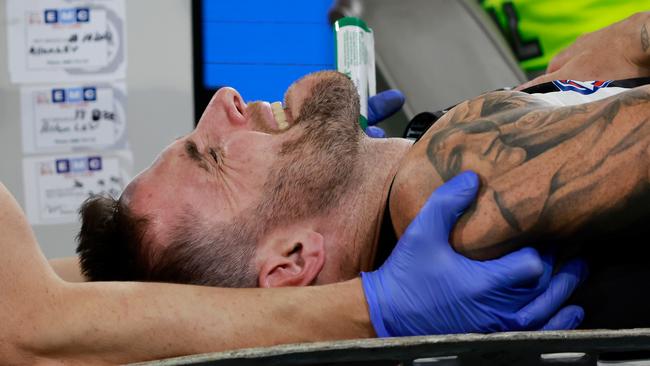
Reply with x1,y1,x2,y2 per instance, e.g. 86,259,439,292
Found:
184,139,210,171
208,148,219,163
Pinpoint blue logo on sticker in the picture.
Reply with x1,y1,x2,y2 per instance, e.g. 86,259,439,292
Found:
44,9,58,24
76,8,90,22
69,158,87,173
55,159,70,174
88,157,102,171
66,88,84,103
83,87,96,101
51,87,97,103
43,7,90,24
55,157,102,174
52,89,65,103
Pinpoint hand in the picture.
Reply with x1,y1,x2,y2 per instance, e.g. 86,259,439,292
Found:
365,89,405,138
517,12,650,90
361,171,587,337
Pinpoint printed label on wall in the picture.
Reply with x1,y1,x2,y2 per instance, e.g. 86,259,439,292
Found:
21,82,127,153
7,0,126,83
22,150,133,225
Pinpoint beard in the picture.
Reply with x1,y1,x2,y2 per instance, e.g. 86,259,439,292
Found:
254,71,363,230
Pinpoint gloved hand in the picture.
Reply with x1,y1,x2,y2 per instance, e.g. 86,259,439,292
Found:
361,171,588,337
366,89,405,138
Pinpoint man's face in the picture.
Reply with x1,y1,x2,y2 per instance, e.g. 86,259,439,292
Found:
124,71,362,255
430,120,527,180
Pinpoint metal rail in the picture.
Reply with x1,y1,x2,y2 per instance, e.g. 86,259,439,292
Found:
133,329,650,366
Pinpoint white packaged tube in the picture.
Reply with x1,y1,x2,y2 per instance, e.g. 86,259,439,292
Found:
334,17,376,129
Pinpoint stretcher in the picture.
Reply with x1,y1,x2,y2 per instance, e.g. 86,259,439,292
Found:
133,329,650,366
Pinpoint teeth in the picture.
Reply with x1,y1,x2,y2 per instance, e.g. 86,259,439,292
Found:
271,101,289,130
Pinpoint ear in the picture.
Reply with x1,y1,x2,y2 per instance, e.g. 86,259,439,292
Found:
258,229,325,288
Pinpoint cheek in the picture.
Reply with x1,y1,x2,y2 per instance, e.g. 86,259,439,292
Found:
223,134,278,177
225,134,274,160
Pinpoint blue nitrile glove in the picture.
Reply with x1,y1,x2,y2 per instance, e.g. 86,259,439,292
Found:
361,171,588,337
366,89,405,138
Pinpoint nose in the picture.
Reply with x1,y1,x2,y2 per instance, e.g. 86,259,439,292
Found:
196,87,248,135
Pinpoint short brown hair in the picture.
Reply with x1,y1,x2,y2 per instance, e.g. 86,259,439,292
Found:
76,195,258,287
76,195,150,281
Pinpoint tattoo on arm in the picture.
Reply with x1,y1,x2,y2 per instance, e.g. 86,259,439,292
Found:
642,23,649,53
424,87,650,251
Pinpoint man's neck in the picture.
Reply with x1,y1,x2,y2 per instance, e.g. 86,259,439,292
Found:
316,136,412,283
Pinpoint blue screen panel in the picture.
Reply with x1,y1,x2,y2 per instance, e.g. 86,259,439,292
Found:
204,64,331,103
201,0,335,102
203,0,332,23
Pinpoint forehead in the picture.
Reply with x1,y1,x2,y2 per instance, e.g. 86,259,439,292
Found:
124,139,264,243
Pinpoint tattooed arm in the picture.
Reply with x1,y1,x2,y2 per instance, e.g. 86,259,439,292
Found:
390,85,650,259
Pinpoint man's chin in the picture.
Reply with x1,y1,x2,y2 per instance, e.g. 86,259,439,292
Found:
283,70,356,123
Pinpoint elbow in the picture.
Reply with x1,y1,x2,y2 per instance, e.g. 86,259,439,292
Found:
0,332,50,366
1,281,74,364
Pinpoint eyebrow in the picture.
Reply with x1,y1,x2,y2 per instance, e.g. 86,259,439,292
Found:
184,139,209,171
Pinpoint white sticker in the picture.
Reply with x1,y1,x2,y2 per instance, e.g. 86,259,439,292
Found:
7,0,126,83
21,82,127,154
26,8,108,69
23,150,133,225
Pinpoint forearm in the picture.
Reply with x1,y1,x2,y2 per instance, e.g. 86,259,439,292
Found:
49,257,86,282
0,183,373,364
33,278,372,364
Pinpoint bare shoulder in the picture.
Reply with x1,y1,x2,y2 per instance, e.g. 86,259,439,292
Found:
0,182,24,223
0,181,18,206
0,182,31,235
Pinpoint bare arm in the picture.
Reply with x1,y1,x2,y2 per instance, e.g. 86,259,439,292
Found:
0,184,372,364
49,257,86,282
391,85,650,259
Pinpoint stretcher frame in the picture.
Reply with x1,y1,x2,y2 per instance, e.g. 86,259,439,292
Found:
133,329,650,366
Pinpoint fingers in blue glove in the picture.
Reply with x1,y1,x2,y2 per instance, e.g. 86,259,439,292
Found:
423,171,479,238
514,258,588,329
365,126,386,138
367,89,405,126
529,252,555,292
540,305,585,331
361,170,586,337
487,247,545,288
361,170,480,337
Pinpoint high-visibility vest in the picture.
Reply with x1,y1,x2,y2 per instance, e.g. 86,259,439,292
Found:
481,0,650,72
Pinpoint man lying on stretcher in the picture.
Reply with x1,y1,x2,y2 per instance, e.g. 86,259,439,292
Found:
76,12,650,325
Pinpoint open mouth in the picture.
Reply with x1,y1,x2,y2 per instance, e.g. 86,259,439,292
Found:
271,101,290,130
244,100,294,133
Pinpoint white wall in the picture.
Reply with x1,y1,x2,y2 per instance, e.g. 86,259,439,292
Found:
0,0,195,258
